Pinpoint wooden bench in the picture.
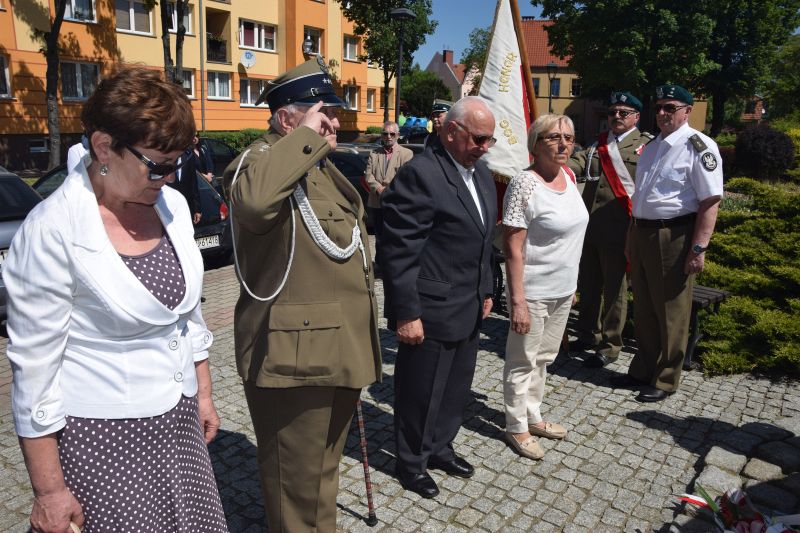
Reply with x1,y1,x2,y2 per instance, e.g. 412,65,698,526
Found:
685,285,730,369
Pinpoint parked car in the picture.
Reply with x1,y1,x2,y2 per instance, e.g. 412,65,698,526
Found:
0,167,43,323
32,164,233,265
327,146,373,231
198,137,238,178
398,125,429,144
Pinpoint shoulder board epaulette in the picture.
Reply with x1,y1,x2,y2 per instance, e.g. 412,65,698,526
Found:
689,134,707,153
642,131,655,140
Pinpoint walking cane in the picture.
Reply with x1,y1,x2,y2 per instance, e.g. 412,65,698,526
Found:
356,399,378,526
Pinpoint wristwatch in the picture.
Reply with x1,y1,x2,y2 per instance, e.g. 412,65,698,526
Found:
692,243,708,254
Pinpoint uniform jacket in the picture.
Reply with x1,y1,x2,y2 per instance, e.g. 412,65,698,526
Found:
4,165,212,438
364,144,413,208
568,128,652,248
222,127,382,388
380,139,497,342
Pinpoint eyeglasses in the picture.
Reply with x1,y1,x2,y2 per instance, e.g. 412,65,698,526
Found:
381,131,398,137
654,103,689,114
453,121,497,147
540,133,575,145
126,145,193,181
607,109,638,118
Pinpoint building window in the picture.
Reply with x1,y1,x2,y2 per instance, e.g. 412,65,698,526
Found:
61,62,99,100
366,88,376,112
532,77,540,97
343,85,358,110
570,78,581,97
240,78,267,106
550,78,560,98
239,20,276,51
65,0,95,22
0,56,10,98
115,0,151,34
343,35,358,61
303,27,322,55
168,3,193,33
179,69,194,97
207,71,230,99
29,139,49,153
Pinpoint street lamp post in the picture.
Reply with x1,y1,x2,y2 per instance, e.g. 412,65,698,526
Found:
546,61,558,113
390,7,416,124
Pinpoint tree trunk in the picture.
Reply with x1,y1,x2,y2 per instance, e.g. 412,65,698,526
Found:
709,88,728,138
174,0,186,84
382,69,391,123
45,0,68,170
160,1,173,81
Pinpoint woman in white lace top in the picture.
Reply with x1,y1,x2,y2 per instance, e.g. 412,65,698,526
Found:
501,114,589,460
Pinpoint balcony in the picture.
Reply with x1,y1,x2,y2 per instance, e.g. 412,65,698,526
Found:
207,33,228,63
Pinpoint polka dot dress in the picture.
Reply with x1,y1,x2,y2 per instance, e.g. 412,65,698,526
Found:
56,235,228,531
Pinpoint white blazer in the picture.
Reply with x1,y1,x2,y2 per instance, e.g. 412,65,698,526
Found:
3,163,213,438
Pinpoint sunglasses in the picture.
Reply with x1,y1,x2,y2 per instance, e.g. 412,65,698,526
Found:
126,145,193,181
654,103,689,114
607,109,638,118
381,131,398,137
453,121,497,147
540,133,575,145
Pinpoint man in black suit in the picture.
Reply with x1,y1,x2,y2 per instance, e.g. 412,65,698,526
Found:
167,148,202,225
381,96,497,499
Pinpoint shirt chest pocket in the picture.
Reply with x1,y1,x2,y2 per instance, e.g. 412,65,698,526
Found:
264,301,342,379
654,168,687,195
312,199,349,240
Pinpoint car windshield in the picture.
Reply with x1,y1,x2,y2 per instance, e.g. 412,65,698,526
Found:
0,176,42,222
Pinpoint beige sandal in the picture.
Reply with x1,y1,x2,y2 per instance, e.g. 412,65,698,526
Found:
505,432,544,460
529,421,567,440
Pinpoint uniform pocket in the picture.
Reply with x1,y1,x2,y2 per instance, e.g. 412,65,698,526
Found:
265,302,342,378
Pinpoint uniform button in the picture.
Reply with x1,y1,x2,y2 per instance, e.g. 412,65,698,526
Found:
303,319,310,326
174,371,184,382
303,145,313,154
328,210,333,216
36,409,46,420
203,333,211,344
168,339,179,350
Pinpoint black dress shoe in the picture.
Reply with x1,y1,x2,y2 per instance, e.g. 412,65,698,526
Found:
396,469,439,498
609,374,645,388
636,386,674,402
583,354,615,368
428,456,475,478
570,339,596,353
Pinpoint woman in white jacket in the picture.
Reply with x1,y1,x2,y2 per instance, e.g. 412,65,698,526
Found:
4,67,228,532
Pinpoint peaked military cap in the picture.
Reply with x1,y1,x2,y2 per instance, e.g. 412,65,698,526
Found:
609,91,642,112
255,56,346,109
431,99,454,116
655,84,694,105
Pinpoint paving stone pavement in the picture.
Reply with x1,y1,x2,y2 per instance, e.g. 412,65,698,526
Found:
1,256,799,532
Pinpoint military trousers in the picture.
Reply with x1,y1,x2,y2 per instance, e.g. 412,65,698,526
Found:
627,221,695,392
243,382,360,533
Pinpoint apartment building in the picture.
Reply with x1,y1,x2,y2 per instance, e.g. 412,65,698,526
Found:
0,0,392,170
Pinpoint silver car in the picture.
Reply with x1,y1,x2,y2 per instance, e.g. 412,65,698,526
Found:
0,166,43,323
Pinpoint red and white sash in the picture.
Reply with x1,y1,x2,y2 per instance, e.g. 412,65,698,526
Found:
596,131,635,215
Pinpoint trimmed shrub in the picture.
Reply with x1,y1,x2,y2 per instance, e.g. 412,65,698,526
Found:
734,124,796,181
365,126,382,134
199,129,266,153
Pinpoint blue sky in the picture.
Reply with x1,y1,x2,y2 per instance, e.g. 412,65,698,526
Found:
413,1,543,68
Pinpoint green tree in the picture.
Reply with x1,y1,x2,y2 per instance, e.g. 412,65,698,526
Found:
461,26,490,95
764,34,800,119
400,66,452,117
335,0,437,122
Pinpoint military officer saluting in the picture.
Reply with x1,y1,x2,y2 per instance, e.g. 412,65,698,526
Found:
222,58,382,531
614,84,723,402
569,92,652,368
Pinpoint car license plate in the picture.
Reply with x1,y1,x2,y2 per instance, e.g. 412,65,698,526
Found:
195,235,220,250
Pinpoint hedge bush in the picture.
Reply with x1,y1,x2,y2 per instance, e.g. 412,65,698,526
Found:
199,128,266,153
365,126,383,134
697,177,800,376
734,124,796,181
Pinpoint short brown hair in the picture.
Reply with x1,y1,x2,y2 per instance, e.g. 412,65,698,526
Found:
81,65,195,157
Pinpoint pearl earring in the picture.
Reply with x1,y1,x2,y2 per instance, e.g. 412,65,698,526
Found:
100,164,109,176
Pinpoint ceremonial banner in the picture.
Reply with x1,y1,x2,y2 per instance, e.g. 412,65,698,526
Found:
479,0,537,182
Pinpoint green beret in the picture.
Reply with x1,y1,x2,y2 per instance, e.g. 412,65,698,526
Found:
609,91,642,112
655,84,693,105
256,56,346,109
431,99,454,116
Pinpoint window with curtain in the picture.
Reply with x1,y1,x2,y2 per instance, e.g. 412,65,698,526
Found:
115,0,151,33
208,72,230,99
239,20,275,51
61,62,99,100
65,0,95,22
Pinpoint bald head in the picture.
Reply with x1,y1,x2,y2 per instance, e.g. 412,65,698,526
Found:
441,97,496,169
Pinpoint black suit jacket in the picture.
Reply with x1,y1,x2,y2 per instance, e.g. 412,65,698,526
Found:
380,139,497,342
167,153,201,215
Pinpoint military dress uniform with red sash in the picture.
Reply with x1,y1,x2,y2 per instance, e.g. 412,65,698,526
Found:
569,127,652,359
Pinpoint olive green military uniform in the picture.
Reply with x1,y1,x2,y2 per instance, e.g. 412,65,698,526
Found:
223,126,382,532
568,129,652,359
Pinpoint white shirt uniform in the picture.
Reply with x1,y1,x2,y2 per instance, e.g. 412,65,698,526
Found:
632,123,723,219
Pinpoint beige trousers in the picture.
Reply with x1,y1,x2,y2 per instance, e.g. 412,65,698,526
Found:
503,295,573,433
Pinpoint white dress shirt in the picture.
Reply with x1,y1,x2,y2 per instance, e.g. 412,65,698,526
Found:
450,157,485,225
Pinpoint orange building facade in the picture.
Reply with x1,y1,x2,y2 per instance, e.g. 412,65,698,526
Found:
0,0,393,170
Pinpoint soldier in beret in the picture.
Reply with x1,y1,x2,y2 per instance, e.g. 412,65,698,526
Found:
612,84,723,402
222,58,382,532
568,92,652,368
425,98,454,148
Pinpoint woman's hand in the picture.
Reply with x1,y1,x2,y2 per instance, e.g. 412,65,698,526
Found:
30,487,84,533
197,396,221,445
510,301,531,335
